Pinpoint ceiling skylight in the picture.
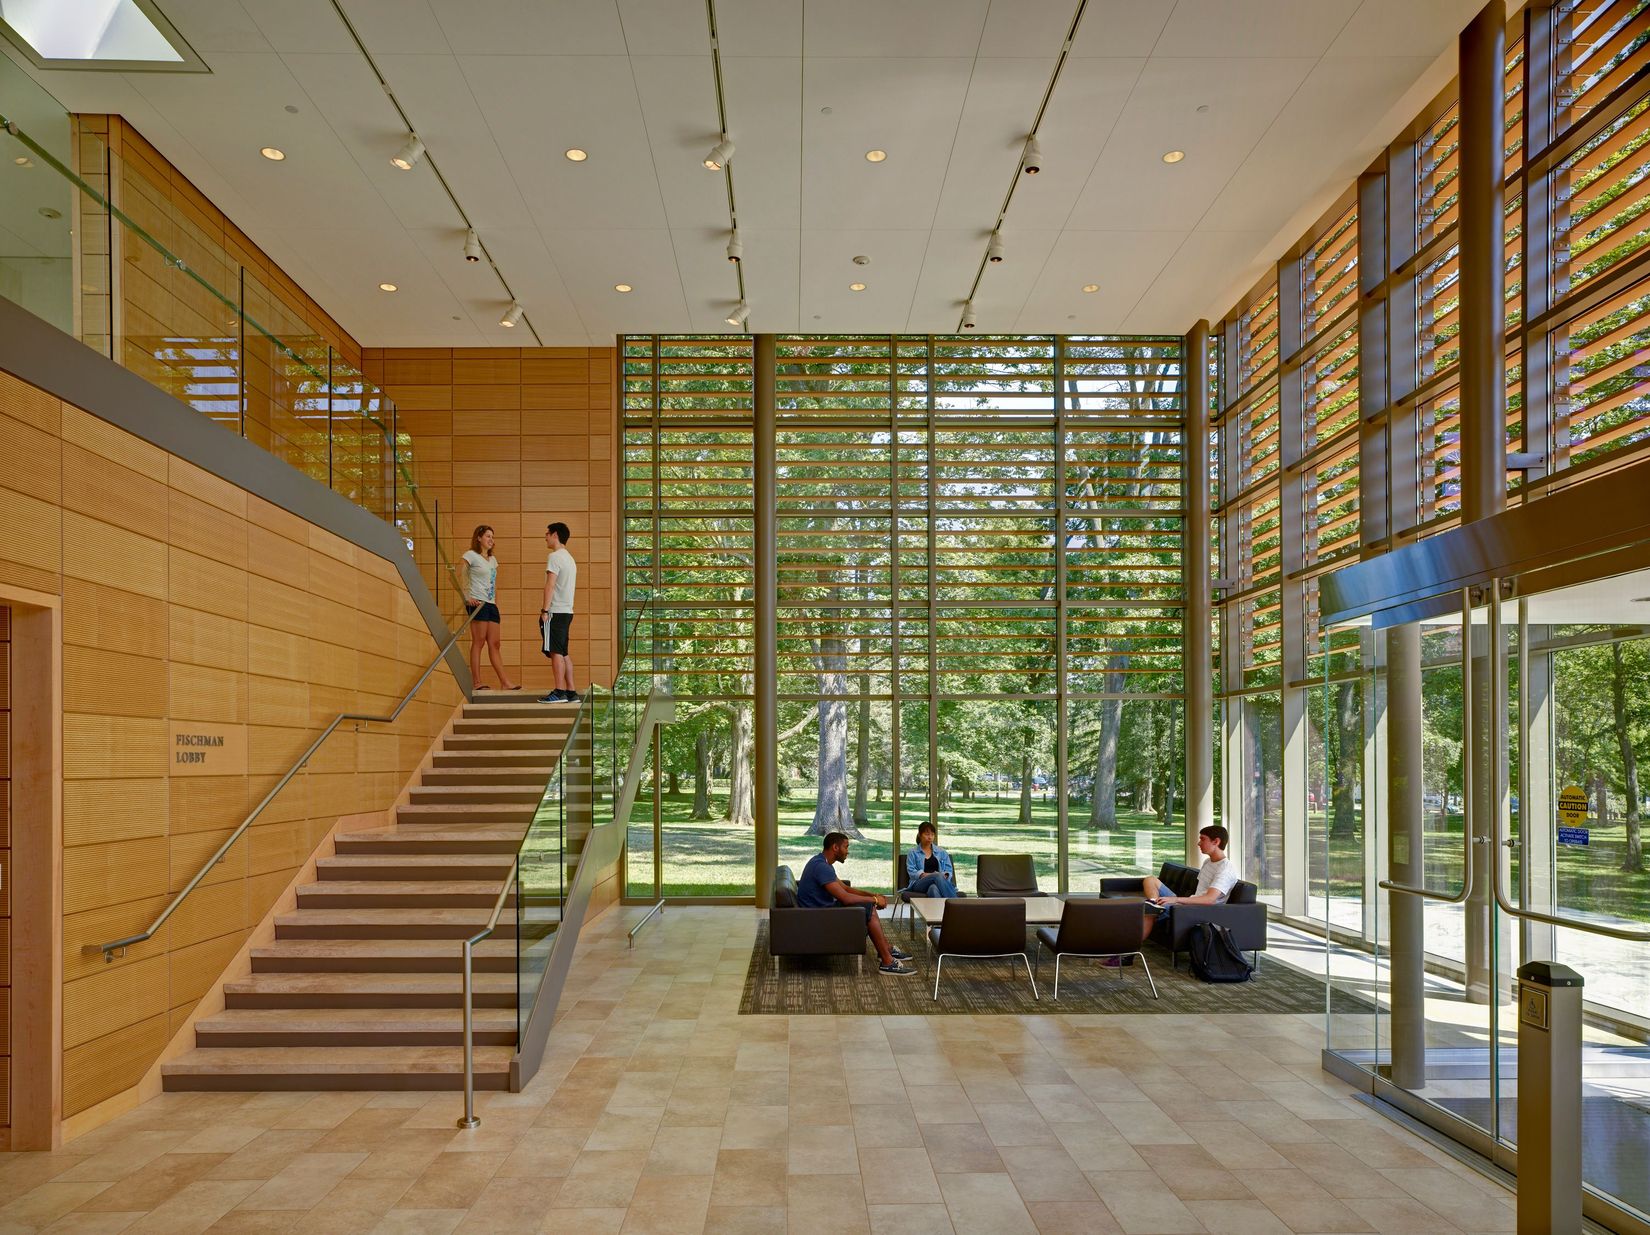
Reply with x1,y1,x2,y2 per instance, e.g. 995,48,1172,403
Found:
0,0,204,71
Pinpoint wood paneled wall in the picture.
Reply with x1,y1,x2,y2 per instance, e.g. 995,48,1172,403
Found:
0,368,461,1121
1,604,10,1131
364,347,618,692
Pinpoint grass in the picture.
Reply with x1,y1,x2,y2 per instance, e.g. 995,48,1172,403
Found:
623,790,1650,922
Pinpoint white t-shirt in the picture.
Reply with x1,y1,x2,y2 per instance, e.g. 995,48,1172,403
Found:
1194,857,1238,902
546,547,577,614
461,550,496,604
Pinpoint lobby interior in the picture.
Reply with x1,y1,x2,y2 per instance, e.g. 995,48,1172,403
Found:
1,1,1648,1232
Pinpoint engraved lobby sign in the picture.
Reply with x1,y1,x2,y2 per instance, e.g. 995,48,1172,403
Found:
168,722,247,776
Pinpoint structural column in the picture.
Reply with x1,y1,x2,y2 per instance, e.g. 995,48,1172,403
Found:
1460,0,1507,1003
1184,321,1214,860
1387,621,1428,1088
754,333,778,906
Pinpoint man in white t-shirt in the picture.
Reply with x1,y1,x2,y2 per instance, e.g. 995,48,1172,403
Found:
1135,825,1238,945
536,522,579,704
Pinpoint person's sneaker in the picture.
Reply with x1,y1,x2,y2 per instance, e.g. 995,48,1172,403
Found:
889,946,913,961
879,961,917,976
537,691,563,703
563,691,582,703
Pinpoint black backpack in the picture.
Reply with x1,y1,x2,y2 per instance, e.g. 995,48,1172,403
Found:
1188,922,1254,983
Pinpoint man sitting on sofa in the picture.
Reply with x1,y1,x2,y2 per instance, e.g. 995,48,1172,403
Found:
1137,824,1238,941
799,832,917,976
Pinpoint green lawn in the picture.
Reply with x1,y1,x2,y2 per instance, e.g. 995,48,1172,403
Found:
624,792,1650,920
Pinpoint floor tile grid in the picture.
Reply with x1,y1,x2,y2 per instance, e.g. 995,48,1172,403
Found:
0,906,1521,1235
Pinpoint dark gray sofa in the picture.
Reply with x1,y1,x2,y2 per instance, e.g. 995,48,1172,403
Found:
769,865,867,963
1099,861,1268,970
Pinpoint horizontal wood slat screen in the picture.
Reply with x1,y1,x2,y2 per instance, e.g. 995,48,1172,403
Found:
0,368,462,1119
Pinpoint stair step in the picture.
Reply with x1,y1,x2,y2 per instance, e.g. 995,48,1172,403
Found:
453,716,574,732
251,939,520,973
225,972,517,1009
162,1046,513,1091
297,880,509,909
421,766,557,786
395,802,538,824
409,785,544,804
275,908,498,940
194,1007,518,1047
316,854,515,881
336,827,526,855
466,692,579,706
444,732,568,747
433,749,570,767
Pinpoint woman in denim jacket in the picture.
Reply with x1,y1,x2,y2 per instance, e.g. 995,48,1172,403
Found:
905,821,959,898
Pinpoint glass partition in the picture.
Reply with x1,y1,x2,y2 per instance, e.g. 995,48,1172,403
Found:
0,103,465,621
1322,559,1650,1229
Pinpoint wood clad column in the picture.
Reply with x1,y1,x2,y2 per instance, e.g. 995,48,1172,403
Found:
1461,0,1507,1004
1184,322,1214,857
754,335,777,906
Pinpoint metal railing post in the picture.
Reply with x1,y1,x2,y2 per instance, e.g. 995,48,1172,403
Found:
458,938,479,1129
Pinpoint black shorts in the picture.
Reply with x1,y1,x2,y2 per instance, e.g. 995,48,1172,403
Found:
541,611,573,656
467,601,500,624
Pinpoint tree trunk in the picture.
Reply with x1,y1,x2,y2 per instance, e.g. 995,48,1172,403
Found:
808,629,858,836
1019,750,1033,827
726,703,754,826
936,759,952,811
691,731,712,820
1158,708,1177,825
853,678,871,827
668,769,679,796
1087,656,1129,830
1613,642,1644,872
1331,680,1359,839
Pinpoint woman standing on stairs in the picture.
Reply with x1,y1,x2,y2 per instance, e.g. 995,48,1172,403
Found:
462,525,520,691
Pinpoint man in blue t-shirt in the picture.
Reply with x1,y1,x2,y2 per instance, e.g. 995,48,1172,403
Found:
797,832,916,976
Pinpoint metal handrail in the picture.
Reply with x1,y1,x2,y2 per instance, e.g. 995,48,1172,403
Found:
95,607,477,963
457,704,583,1128
1380,587,1480,905
628,900,665,947
1484,579,1650,943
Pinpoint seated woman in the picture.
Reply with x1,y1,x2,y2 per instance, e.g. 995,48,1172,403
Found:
905,821,959,898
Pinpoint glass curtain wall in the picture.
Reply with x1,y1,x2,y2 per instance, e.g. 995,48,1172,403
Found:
622,334,1185,898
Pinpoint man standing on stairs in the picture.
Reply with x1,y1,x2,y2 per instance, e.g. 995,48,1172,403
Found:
538,521,579,704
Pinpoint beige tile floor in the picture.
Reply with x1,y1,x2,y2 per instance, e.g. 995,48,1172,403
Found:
0,906,1521,1235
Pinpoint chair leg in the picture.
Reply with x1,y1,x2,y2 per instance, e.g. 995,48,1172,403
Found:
1052,953,1061,1001
1137,952,1158,999
1033,941,1041,977
933,954,944,1002
1021,953,1039,1001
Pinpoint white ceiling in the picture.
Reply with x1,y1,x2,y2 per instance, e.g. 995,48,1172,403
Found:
6,0,1484,347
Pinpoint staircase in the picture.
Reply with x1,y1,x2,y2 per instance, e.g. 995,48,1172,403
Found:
161,694,581,1092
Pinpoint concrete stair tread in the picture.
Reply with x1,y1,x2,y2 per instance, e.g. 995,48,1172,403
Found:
318,854,514,872
226,972,516,998
198,1008,516,1032
278,907,494,924
251,939,518,968
397,803,535,815
338,827,526,845
162,1045,513,1082
298,879,507,897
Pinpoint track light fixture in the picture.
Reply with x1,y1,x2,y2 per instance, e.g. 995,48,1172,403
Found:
987,233,1005,264
961,300,978,329
391,135,425,171
1022,136,1042,175
726,230,743,263
463,229,482,263
703,138,735,171
725,299,750,327
499,301,524,328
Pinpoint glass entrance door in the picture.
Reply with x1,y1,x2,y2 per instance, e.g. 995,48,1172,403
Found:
1324,561,1650,1231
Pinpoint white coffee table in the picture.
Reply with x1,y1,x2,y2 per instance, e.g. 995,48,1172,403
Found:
906,895,1069,929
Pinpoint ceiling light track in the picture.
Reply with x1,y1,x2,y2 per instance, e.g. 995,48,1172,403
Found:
328,0,542,344
705,0,747,327
955,0,1089,332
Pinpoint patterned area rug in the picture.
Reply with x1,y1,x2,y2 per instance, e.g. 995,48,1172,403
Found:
740,920,1371,1016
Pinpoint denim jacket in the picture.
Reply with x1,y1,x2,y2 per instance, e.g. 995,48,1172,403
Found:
905,845,955,882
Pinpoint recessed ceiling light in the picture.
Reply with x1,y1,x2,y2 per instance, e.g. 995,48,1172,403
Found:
1162,149,1185,164
865,149,887,163
565,148,588,162
849,282,866,292
260,147,286,161
378,282,398,292
614,283,633,293
1082,284,1100,293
